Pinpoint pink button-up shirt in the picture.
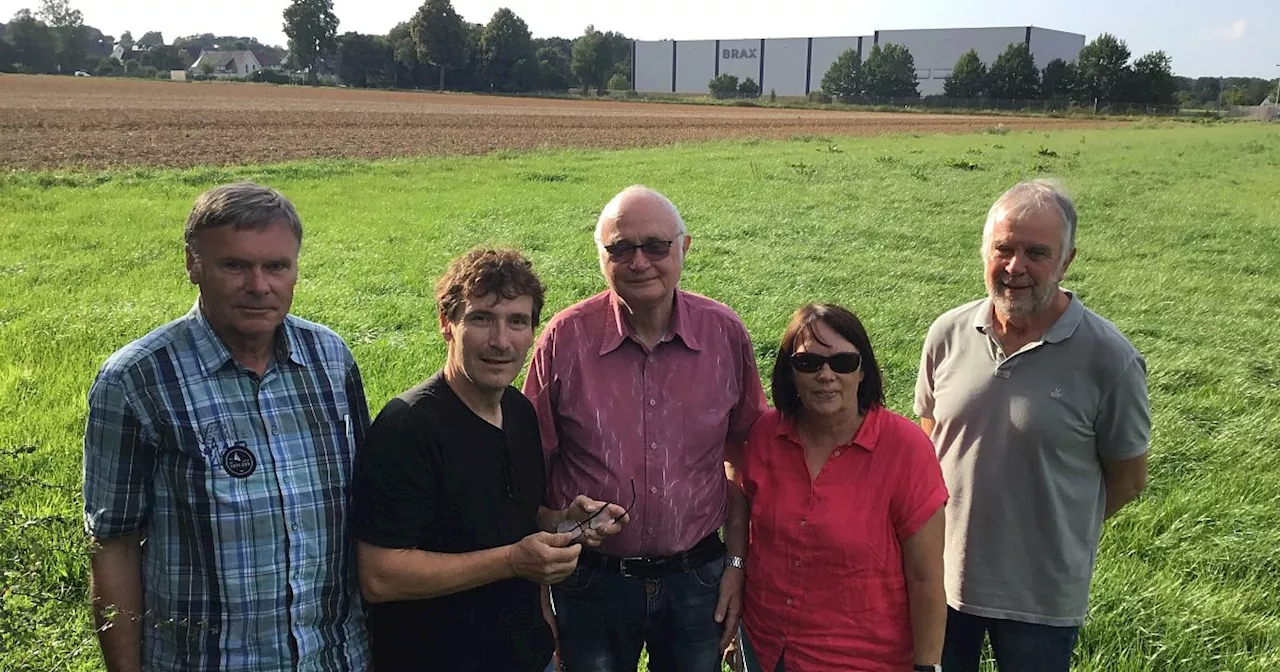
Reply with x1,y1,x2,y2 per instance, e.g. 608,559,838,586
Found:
523,289,767,557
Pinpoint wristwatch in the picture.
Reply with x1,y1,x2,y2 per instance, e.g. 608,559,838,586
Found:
913,665,941,672
726,555,746,570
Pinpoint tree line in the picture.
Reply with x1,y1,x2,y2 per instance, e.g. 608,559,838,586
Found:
0,0,633,93
285,0,631,92
0,0,288,78
817,33,1183,107
3,2,1275,107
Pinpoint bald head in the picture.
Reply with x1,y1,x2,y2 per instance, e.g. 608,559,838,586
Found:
593,185,691,310
594,185,688,255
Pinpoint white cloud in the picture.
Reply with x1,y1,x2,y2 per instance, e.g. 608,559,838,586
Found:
1201,19,1247,42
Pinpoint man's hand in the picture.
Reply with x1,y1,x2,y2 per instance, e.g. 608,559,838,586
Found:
507,531,582,585
556,495,631,548
714,565,745,654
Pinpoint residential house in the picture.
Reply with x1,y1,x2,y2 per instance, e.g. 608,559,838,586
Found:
110,45,143,64
189,50,264,78
254,50,284,71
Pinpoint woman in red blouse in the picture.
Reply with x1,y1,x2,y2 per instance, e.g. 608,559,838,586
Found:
738,304,948,672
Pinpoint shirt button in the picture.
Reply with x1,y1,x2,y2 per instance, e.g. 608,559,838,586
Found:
799,520,807,527
794,559,800,567
650,442,658,450
647,356,655,363
833,450,841,457
650,486,658,494
291,524,299,531
648,399,656,406
283,476,290,483
786,598,793,605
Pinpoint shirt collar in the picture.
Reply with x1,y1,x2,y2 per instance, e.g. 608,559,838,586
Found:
774,404,887,453
599,289,702,356
188,300,307,375
972,290,1082,344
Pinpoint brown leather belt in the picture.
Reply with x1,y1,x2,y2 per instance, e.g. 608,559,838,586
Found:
581,533,725,579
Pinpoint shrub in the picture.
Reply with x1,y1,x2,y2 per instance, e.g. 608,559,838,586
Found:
738,77,760,98
708,73,739,99
607,73,630,91
251,69,294,85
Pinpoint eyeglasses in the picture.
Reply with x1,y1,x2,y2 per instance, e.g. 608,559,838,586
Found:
603,240,675,263
790,352,862,374
569,478,637,541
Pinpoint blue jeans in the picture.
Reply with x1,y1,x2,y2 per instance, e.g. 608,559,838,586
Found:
943,607,1080,672
551,553,726,672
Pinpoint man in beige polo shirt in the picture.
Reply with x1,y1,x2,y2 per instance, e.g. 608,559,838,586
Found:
914,179,1150,672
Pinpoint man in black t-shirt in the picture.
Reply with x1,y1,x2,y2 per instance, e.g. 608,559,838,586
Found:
353,249,629,672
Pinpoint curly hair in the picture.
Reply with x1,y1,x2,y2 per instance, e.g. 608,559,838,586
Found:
435,248,545,325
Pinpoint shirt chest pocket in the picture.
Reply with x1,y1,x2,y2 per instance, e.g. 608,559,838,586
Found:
681,402,732,469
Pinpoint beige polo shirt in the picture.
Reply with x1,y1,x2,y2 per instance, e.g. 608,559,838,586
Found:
914,293,1150,626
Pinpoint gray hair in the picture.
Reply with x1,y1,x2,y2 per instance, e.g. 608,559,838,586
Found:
594,185,688,260
184,181,302,251
982,179,1077,256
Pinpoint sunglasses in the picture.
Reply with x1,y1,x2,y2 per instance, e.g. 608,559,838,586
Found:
790,351,862,374
604,239,675,263
569,478,637,541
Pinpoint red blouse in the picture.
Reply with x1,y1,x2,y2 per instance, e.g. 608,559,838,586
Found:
741,406,948,672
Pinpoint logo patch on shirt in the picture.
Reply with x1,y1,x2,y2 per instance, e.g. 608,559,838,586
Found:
222,443,257,478
1050,387,1064,399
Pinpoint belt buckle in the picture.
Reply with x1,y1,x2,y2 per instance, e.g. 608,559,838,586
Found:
618,557,646,578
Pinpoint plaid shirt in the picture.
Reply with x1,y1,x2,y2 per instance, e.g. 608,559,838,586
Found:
83,304,370,672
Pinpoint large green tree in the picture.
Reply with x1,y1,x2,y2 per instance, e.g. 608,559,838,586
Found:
1040,58,1075,100
819,47,864,102
535,45,571,90
479,7,535,92
82,25,112,58
0,31,17,72
38,0,86,72
987,42,1039,100
1076,32,1130,105
117,29,133,51
410,0,469,90
140,44,186,71
601,30,631,81
862,43,918,98
336,31,393,88
570,25,614,94
1130,51,1177,105
137,30,163,47
943,49,987,98
282,0,339,82
6,9,56,73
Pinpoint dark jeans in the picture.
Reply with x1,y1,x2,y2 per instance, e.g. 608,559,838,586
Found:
943,607,1081,672
551,553,726,672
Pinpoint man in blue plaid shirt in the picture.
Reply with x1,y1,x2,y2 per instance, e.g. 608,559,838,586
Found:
83,182,369,671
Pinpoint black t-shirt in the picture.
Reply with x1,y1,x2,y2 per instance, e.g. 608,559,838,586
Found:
353,372,552,672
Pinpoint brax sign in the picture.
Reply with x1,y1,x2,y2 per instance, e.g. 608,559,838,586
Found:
722,48,758,59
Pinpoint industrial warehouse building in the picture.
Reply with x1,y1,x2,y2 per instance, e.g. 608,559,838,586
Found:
632,26,1086,97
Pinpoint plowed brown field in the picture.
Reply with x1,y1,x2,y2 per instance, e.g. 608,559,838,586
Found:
0,75,1120,169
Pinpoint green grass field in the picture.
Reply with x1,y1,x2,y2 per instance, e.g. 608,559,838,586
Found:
2,121,1278,671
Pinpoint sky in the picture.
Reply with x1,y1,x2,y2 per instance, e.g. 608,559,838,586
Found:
2,0,1276,78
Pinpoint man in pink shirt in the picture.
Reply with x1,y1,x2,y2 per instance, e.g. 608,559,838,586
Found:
524,185,767,672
